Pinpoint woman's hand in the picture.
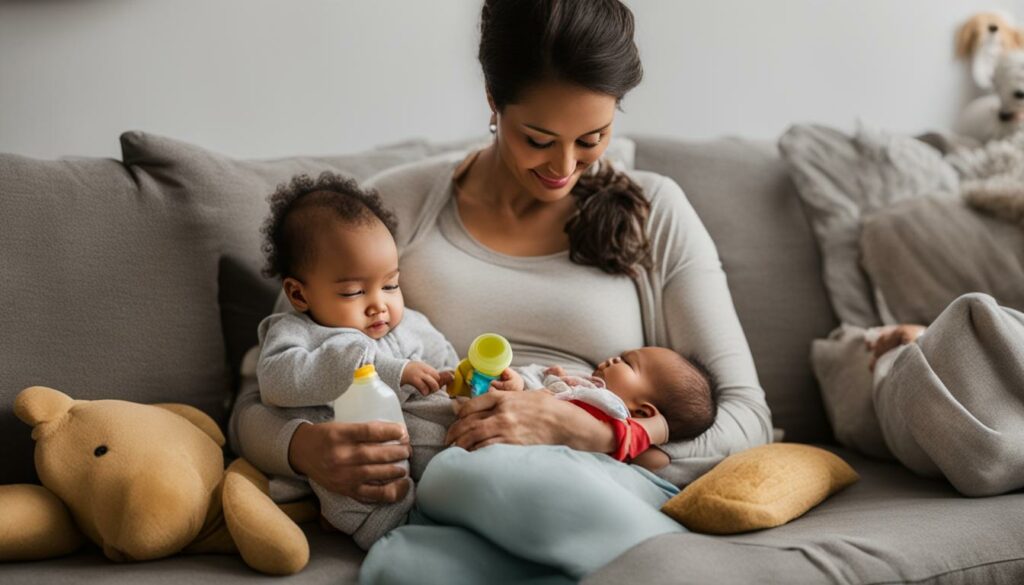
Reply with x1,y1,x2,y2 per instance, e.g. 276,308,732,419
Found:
288,421,411,503
445,389,616,453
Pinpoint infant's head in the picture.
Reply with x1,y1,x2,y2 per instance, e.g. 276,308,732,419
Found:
261,171,402,339
593,347,715,440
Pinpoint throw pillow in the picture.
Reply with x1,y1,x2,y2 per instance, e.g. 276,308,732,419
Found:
810,325,894,460
0,153,229,484
860,197,1024,325
778,123,960,327
661,443,859,534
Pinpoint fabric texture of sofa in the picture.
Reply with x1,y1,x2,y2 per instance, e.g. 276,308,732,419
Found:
2,131,1022,584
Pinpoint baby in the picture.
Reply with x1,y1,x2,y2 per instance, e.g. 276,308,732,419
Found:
255,172,457,550
497,347,716,470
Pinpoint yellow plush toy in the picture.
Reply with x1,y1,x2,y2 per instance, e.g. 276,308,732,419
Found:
0,386,313,575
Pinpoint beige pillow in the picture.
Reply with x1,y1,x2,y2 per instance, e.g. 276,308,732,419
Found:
661,444,859,534
811,325,894,460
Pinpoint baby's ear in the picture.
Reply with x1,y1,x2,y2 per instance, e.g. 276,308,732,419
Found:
283,278,310,313
632,401,659,419
15,387,75,429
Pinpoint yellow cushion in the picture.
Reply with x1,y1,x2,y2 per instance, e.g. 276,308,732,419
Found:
661,443,859,534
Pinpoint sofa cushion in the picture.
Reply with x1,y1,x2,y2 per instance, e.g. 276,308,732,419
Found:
0,154,231,484
586,447,1024,585
632,136,837,442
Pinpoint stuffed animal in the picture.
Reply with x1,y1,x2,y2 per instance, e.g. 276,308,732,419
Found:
946,126,1024,225
956,11,1023,90
957,51,1024,142
0,386,314,575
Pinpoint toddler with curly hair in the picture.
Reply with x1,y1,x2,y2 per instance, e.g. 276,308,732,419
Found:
255,171,458,550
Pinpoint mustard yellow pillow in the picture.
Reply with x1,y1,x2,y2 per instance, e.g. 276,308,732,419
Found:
661,443,859,534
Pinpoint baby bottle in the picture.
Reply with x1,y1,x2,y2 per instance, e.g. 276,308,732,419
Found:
467,333,513,397
332,364,408,474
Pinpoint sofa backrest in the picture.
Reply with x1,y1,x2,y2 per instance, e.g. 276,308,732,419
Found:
1,132,836,484
633,136,837,441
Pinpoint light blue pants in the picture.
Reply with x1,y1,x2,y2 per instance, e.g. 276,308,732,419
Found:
360,445,684,585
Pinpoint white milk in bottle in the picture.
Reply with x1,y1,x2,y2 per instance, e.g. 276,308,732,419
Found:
332,364,409,474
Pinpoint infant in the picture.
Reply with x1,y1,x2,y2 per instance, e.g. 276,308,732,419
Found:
255,172,457,550
500,347,716,469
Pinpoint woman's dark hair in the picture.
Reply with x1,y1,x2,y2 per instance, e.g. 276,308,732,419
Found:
260,171,397,280
479,0,652,277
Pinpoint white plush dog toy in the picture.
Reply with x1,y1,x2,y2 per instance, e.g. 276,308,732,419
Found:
958,51,1024,142
956,11,1022,89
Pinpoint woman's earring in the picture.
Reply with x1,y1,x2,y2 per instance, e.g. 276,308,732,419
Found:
489,122,498,134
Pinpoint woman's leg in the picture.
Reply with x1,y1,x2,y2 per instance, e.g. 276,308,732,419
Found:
415,445,684,579
360,517,574,585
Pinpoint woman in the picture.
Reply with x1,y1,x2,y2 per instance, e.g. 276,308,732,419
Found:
230,0,773,581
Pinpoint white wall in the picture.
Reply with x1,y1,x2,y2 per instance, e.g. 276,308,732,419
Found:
0,0,1019,159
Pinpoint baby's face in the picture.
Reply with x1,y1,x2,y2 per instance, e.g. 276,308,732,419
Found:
593,347,666,415
287,218,405,339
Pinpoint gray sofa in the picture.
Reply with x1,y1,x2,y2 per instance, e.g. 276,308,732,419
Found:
2,132,1022,584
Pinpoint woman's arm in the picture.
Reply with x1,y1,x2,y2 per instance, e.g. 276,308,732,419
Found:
646,176,774,486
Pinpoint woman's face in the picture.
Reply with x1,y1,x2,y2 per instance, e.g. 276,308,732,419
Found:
494,81,618,202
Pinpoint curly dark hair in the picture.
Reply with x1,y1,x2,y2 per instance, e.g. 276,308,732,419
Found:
260,171,398,280
480,0,651,278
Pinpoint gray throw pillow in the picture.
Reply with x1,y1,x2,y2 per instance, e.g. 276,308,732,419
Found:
778,123,960,327
860,197,1024,325
810,325,893,460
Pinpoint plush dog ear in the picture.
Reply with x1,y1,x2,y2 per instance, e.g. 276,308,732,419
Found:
153,403,226,447
15,387,75,430
1012,27,1024,50
956,17,980,59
